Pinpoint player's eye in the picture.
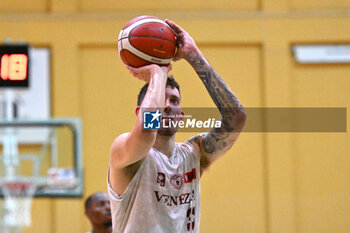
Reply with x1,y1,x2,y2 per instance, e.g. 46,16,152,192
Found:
171,98,179,104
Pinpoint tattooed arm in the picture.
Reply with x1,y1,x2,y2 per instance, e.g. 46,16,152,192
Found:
166,20,246,175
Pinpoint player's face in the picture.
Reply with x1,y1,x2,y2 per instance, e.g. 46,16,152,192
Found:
158,86,183,136
87,193,112,226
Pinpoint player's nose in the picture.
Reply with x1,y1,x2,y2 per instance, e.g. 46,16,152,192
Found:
105,201,111,210
164,99,172,112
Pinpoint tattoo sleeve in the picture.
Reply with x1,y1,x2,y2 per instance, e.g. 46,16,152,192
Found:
186,50,246,168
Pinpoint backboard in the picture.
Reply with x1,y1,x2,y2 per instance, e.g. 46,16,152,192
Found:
0,118,83,197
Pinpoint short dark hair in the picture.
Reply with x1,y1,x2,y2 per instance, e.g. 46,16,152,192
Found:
137,75,180,106
85,192,104,209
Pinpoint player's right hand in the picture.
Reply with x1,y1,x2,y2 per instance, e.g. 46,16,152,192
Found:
165,19,199,62
125,64,172,82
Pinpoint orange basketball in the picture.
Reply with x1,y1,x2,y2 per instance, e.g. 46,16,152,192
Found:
117,16,177,68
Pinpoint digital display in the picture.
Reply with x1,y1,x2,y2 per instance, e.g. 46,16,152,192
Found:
0,44,29,88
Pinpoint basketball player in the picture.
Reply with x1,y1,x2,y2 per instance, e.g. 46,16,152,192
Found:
85,192,112,233
108,20,246,232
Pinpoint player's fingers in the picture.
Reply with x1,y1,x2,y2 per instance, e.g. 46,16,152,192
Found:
127,68,139,77
125,65,137,74
164,19,183,34
137,75,149,82
172,47,183,61
173,56,180,62
167,63,172,72
127,64,146,71
127,66,150,79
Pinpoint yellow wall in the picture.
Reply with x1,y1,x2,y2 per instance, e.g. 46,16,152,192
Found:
0,0,350,232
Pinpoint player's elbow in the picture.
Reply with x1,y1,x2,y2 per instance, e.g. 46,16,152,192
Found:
235,108,247,128
227,108,246,131
127,128,157,157
109,131,155,169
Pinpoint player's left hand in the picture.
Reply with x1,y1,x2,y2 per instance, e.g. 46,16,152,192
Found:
165,19,199,62
125,64,172,82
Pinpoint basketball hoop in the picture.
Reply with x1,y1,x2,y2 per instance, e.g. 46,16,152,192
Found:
1,177,36,228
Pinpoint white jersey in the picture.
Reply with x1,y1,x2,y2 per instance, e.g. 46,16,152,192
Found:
108,141,201,233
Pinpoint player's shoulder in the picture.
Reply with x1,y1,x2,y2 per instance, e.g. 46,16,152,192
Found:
111,132,130,148
115,132,130,142
109,132,131,164
179,135,206,159
185,133,207,151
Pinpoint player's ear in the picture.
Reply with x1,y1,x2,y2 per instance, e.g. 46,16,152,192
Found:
135,106,141,116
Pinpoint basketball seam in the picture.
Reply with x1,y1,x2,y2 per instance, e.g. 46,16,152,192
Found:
120,36,134,65
121,39,146,66
121,51,133,66
126,37,174,60
120,38,132,65
117,29,124,55
128,22,175,44
118,18,175,65
120,19,172,41
122,50,151,67
120,35,176,45
126,19,172,32
121,37,172,63
120,32,124,52
119,35,176,60
118,36,175,45
118,21,175,44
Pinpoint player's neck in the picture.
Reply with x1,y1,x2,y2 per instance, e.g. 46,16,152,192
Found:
153,134,176,158
92,224,112,233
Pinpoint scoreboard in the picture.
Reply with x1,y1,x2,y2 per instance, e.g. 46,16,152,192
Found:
0,44,29,88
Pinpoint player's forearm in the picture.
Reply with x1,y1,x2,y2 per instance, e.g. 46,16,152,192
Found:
187,50,246,131
124,72,167,166
134,71,167,137
142,72,167,109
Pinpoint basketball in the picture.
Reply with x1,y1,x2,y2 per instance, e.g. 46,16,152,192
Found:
117,16,177,68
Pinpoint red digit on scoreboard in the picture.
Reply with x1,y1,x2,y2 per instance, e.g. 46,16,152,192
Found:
0,54,9,80
0,54,28,81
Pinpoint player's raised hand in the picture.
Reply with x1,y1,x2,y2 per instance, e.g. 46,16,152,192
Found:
125,64,172,82
165,19,199,62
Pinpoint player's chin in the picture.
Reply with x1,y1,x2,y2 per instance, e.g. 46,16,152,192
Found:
103,221,112,227
157,126,178,136
102,214,112,224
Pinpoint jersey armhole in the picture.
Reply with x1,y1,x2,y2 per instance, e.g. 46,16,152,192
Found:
107,156,147,201
182,140,201,161
107,168,123,201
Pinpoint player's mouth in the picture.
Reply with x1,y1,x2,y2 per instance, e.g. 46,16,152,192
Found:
105,211,112,219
